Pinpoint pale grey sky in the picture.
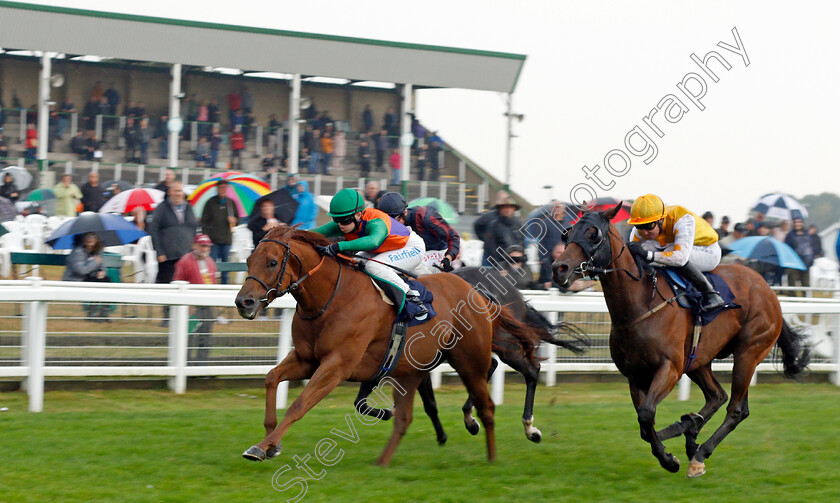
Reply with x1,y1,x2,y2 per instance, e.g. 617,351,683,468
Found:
20,0,840,225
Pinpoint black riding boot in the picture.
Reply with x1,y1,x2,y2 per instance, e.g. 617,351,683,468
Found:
406,290,429,321
676,262,724,312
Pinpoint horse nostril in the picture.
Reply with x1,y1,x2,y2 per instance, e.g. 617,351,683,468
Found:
236,297,255,310
554,263,568,274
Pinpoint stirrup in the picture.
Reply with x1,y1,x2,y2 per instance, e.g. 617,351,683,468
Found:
406,291,428,320
700,292,724,312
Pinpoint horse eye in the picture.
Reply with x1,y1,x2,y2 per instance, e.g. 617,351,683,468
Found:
586,227,601,242
268,259,278,268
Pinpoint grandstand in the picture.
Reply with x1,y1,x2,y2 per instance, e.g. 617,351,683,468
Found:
0,1,531,218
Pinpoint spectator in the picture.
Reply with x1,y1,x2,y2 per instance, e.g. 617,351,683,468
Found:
362,104,374,133
155,169,176,196
774,220,791,242
756,221,771,236
358,136,371,178
195,136,211,167
375,129,387,169
719,222,747,250
104,82,120,119
248,199,280,248
499,245,533,290
785,217,814,296
364,180,385,207
81,171,106,212
231,108,245,132
538,242,595,291
241,86,254,114
717,216,730,238
474,195,524,267
25,123,38,161
173,234,218,362
281,174,298,197
54,173,82,217
0,131,8,158
267,113,282,154
244,112,256,141
808,225,823,259
155,114,169,158
526,201,573,262
196,100,210,137
134,101,147,119
47,105,59,152
138,118,151,164
69,130,86,159
230,125,245,170
291,181,317,230
331,129,346,172
0,173,19,202
701,211,714,227
123,117,137,162
389,148,401,186
416,143,428,181
56,98,76,140
321,129,333,174
97,97,111,143
428,137,441,181
200,179,237,284
85,131,102,162
207,98,220,125
148,181,196,326
209,126,222,169
261,151,277,174
317,111,332,131
62,232,110,321
307,128,323,174
90,81,104,102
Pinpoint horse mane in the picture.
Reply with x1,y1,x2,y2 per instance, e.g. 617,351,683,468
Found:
262,224,332,248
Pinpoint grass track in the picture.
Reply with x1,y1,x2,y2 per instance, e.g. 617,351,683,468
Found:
1,382,840,502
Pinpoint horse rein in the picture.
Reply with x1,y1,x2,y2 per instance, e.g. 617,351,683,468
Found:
244,237,341,320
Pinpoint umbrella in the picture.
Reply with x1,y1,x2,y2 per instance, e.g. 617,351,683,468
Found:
750,193,808,221
99,188,164,214
188,172,271,218
46,211,147,250
251,189,299,224
1,166,33,190
27,188,56,202
407,197,458,224
725,236,807,271
0,196,16,221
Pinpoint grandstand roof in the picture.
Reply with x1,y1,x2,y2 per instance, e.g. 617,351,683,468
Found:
0,1,526,93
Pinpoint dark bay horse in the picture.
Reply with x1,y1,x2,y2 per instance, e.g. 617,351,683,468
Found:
354,266,589,445
552,204,810,477
235,225,540,465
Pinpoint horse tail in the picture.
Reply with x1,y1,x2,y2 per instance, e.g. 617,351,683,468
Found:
777,319,811,379
492,306,544,367
524,301,591,355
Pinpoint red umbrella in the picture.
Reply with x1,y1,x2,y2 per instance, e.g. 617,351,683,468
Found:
99,188,165,214
572,198,631,224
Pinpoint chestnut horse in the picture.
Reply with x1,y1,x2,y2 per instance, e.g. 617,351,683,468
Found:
235,225,539,465
552,205,810,477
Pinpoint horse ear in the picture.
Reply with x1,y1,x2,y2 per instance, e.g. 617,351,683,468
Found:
602,203,623,221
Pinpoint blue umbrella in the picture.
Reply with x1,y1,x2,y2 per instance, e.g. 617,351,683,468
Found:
46,211,147,250
725,236,807,270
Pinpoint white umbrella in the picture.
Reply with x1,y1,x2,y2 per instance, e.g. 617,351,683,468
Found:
750,193,809,220
1,166,33,190
99,188,165,214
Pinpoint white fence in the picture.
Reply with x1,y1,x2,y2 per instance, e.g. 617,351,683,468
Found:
1,279,838,413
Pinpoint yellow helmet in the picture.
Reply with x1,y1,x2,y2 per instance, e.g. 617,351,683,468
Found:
628,194,666,225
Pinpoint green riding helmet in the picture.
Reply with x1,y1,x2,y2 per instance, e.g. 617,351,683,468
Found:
328,188,367,217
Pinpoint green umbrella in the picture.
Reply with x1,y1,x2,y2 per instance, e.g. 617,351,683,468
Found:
27,188,56,201
407,197,459,224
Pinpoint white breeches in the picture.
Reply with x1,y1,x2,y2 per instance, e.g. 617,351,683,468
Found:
359,232,426,292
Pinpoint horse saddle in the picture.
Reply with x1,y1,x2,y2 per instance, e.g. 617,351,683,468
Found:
365,273,437,327
658,268,740,326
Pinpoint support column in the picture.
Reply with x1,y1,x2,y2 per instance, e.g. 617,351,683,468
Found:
37,53,52,173
168,64,182,169
400,83,412,184
288,74,301,174
504,93,512,190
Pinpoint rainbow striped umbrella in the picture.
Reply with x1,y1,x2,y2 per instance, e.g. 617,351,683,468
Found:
188,172,271,218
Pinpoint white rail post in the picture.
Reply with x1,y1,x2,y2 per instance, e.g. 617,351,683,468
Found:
19,109,26,144
24,280,47,412
314,174,321,197
336,176,343,192
491,355,504,405
277,308,294,409
167,286,189,394
420,181,427,199
137,165,144,186
834,313,840,386
256,126,263,157
439,181,447,202
190,122,198,152
70,112,78,139
459,183,466,214
118,116,126,148
458,160,465,182
270,171,278,191
114,163,122,182
678,374,691,401
95,115,103,141
544,289,558,386
431,366,443,389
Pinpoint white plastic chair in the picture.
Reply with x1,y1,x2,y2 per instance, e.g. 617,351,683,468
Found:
0,221,26,277
459,239,485,267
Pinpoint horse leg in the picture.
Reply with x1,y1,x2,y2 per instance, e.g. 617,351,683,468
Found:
656,364,728,452
354,380,394,422
462,357,498,436
260,350,317,458
687,355,759,478
244,353,355,462
417,375,448,446
636,362,682,473
495,341,542,443
376,374,423,466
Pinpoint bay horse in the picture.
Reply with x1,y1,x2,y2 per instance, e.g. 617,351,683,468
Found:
234,225,540,465
354,266,589,445
551,204,810,477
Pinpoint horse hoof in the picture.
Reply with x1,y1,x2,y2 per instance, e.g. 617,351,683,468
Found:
660,453,680,473
266,443,282,459
465,419,480,436
437,433,448,446
687,459,706,478
380,409,393,421
242,446,267,462
527,428,542,444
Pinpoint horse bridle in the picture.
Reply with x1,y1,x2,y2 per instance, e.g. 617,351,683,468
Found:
566,216,643,282
244,237,342,320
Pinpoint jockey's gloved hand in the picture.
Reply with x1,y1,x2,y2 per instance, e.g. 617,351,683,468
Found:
440,257,454,272
317,243,341,257
628,242,654,262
